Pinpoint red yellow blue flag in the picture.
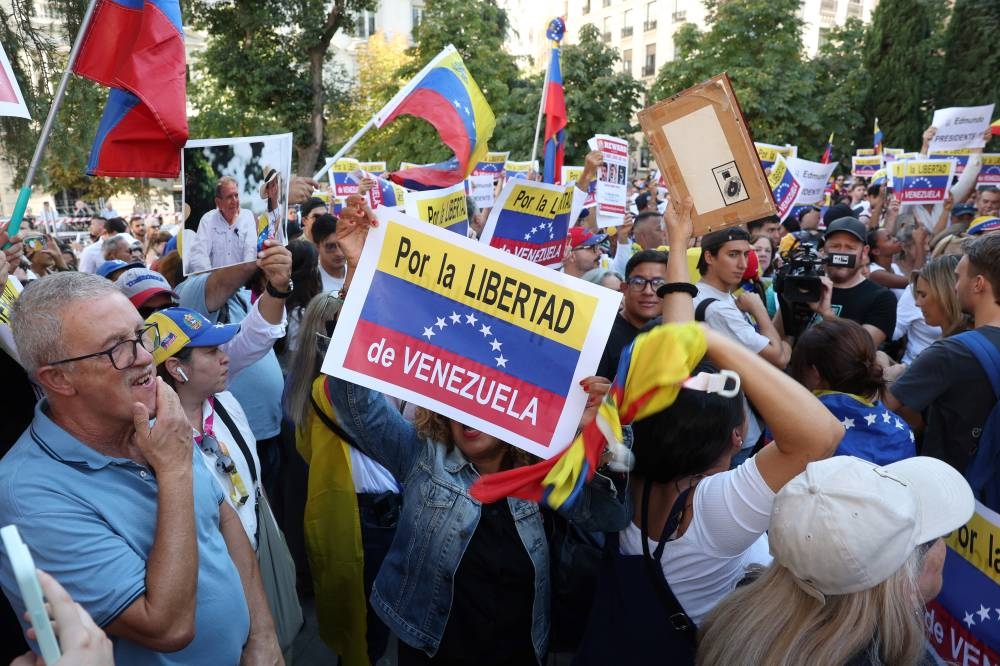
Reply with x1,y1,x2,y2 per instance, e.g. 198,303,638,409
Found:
542,18,567,185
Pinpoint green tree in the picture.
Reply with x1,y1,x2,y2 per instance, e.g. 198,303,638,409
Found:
937,0,1000,109
187,0,376,175
809,18,868,165
862,0,948,152
501,24,644,166
367,0,524,168
649,0,820,148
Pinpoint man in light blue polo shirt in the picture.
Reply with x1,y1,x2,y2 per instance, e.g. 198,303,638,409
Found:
0,273,281,664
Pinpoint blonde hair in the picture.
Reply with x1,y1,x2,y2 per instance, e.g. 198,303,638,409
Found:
697,552,926,666
283,292,344,425
912,254,971,338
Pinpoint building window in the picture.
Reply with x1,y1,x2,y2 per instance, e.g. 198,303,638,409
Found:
622,48,632,73
622,9,633,37
411,5,424,28
817,26,830,50
602,16,612,42
820,0,837,12
846,0,862,18
642,44,656,76
645,1,658,31
602,0,611,7
355,10,376,38
583,1,590,14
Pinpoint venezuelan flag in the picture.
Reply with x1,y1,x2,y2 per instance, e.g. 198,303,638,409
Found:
542,18,567,184
873,118,883,154
73,0,187,177
992,118,1000,136
820,132,834,164
378,45,496,189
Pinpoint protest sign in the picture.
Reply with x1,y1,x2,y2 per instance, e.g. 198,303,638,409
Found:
767,154,801,222
561,165,596,206
505,160,538,179
479,179,575,267
928,105,995,152
404,182,469,236
321,207,622,458
895,159,955,204
349,170,407,209
467,174,495,209
856,148,877,157
786,157,838,207
929,149,971,175
638,74,776,235
181,133,293,275
473,151,509,177
979,155,1000,187
587,134,630,227
755,142,797,170
327,158,361,197
0,276,23,359
926,501,1000,665
358,161,387,177
882,148,905,162
852,155,883,178
399,161,422,170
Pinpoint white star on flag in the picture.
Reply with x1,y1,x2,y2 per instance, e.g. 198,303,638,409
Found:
490,339,502,351
480,324,492,337
978,604,991,621
435,317,447,330
864,413,877,426
422,327,435,339
466,312,478,326
495,354,507,368
841,417,855,430
964,611,976,628
524,233,531,240
453,100,461,109
909,431,915,442
450,312,462,324
882,411,892,424
894,418,904,430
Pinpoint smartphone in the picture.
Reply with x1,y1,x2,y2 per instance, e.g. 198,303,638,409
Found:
1,525,61,665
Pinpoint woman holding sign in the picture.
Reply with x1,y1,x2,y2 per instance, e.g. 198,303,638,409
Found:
318,197,628,664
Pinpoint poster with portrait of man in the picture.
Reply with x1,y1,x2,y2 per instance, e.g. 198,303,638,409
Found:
181,133,293,275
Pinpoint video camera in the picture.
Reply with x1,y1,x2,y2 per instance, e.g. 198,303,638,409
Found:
773,232,856,303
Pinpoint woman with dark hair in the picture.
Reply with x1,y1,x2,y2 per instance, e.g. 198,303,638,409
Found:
790,318,914,465
276,238,322,368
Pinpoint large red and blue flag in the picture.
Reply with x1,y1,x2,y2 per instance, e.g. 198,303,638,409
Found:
542,18,567,185
72,0,187,177
378,45,495,190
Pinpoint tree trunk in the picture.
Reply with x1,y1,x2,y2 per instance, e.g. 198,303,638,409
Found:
298,45,327,176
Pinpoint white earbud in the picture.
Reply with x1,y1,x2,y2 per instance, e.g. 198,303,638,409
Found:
176,368,189,383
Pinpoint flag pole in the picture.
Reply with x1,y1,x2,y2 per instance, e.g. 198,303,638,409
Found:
312,118,375,182
530,55,551,167
5,0,100,241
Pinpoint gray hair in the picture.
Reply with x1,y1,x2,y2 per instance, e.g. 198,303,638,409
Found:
582,268,624,287
102,235,127,260
215,176,239,198
11,272,119,376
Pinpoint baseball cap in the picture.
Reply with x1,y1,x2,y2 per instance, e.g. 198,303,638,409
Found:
824,217,868,243
822,204,857,227
114,267,178,308
769,456,973,600
568,227,607,249
635,192,659,211
96,259,144,279
967,216,1000,236
697,227,751,273
145,307,240,366
952,204,977,218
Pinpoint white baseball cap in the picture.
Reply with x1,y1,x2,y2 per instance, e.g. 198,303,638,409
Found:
769,456,974,600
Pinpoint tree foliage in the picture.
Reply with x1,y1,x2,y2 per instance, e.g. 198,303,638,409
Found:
649,0,820,149
937,0,1000,110
808,18,868,164
500,24,644,165
861,0,949,152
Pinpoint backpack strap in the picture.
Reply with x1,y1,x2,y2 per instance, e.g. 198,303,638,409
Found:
694,298,718,322
954,331,1000,399
213,397,258,487
309,392,357,447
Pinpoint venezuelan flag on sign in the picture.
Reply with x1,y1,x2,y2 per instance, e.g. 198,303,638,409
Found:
72,0,187,177
484,180,573,267
873,118,883,154
820,132,834,164
378,45,495,190
542,18,567,184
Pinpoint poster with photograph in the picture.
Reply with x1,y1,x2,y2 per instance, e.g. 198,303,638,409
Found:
181,133,293,275
587,134,629,227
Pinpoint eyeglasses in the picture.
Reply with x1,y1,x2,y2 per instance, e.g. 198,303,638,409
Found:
571,244,599,252
626,276,668,293
199,433,250,506
47,323,159,370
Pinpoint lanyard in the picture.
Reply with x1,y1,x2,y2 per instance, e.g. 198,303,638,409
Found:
194,396,251,506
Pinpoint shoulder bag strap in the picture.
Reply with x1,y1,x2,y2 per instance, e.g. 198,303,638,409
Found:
694,298,717,322
955,331,1000,399
212,397,258,486
309,392,357,447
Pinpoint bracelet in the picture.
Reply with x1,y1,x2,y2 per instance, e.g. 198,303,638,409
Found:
656,282,698,298
265,279,293,298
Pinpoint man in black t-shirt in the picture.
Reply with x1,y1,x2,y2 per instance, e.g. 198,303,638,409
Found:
596,249,668,380
888,234,1000,471
778,217,896,346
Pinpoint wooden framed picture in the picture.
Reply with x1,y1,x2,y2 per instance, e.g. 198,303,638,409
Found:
638,73,777,235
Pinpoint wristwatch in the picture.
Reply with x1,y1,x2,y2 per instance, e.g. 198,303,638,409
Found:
265,279,293,298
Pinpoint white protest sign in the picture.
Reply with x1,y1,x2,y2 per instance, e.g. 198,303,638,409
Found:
321,207,622,459
928,105,995,152
588,134,629,227
786,157,838,207
467,174,495,209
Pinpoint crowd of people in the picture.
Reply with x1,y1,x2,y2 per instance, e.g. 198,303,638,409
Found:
0,121,996,666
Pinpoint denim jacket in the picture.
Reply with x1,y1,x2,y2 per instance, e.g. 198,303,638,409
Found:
326,376,628,660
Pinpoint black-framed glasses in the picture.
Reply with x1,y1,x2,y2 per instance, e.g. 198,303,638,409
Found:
626,276,668,293
47,323,160,370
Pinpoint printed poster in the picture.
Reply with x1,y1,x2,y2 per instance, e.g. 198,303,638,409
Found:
561,165,596,207
978,155,1000,187
504,160,538,180
349,170,407,209
327,158,362,197
588,134,629,227
467,175,495,210
929,149,971,175
895,159,956,205
785,157,838,207
403,182,469,236
928,105,995,153
755,142,797,171
473,152,509,177
321,207,622,458
767,154,801,222
852,155,883,178
479,179,575,267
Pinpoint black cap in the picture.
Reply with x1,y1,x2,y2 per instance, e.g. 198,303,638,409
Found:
822,203,857,227
824,217,868,243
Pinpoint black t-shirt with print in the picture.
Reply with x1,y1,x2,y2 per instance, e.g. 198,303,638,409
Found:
809,278,897,340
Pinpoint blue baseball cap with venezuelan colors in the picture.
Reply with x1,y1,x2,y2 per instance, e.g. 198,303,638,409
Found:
145,307,240,365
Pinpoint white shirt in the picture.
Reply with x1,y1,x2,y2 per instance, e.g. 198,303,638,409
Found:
319,264,346,294
868,262,906,299
218,295,287,382
197,391,262,549
619,456,775,624
185,209,258,273
77,240,105,273
893,286,942,365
